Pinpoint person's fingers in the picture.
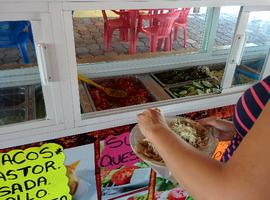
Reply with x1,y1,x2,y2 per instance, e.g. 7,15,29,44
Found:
137,113,144,120
138,109,151,118
138,108,163,125
138,111,152,123
149,108,162,117
152,108,160,112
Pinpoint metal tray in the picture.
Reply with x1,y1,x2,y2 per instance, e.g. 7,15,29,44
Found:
0,107,27,126
204,63,225,83
79,80,96,112
165,79,221,99
151,66,210,88
0,84,46,126
136,74,171,101
34,85,46,119
27,84,43,120
0,86,28,109
81,75,161,112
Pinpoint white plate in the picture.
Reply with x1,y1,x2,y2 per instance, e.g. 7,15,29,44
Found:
130,124,174,181
130,117,218,181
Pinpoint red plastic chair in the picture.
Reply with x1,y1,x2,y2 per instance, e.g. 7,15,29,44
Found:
102,10,130,51
134,10,181,52
173,8,190,48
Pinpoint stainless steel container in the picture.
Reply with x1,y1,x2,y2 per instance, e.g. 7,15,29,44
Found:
80,74,171,112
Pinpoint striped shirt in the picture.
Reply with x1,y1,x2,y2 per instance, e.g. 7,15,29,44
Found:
221,75,270,162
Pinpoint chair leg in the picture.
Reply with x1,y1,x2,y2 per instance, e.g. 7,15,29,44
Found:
157,39,163,49
28,23,35,52
149,36,152,52
132,38,137,54
103,25,108,46
119,14,128,42
174,26,179,41
18,42,30,64
184,25,187,48
124,29,128,42
164,37,170,51
170,32,173,51
106,29,113,51
119,29,125,41
17,32,30,64
151,36,158,52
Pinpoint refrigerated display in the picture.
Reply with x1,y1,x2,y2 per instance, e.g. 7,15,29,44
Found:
0,2,270,200
0,84,45,125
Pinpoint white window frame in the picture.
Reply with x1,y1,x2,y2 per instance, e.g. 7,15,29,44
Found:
61,1,270,132
0,3,66,141
222,6,270,91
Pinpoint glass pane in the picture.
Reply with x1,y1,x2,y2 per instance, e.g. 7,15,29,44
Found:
214,6,240,50
246,11,270,47
233,11,270,86
72,8,207,64
73,8,229,114
0,20,46,126
79,65,223,114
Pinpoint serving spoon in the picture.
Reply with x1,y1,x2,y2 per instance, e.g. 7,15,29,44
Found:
78,74,127,98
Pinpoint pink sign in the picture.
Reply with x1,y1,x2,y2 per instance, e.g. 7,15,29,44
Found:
99,132,140,170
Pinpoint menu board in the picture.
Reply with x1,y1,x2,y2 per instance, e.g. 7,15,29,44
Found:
97,131,151,200
0,105,235,200
64,144,97,200
0,143,71,200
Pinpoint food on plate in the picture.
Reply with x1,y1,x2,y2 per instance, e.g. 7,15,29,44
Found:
66,160,80,195
102,166,139,186
127,193,148,200
139,138,164,163
167,188,188,200
169,80,220,98
154,67,209,85
101,169,118,186
169,117,209,148
87,77,153,111
137,117,210,163
111,166,139,185
155,177,175,191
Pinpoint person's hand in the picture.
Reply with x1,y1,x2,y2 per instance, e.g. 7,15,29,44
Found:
198,117,236,141
137,108,169,140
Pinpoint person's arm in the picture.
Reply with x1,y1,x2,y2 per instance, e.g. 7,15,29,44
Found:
138,103,270,200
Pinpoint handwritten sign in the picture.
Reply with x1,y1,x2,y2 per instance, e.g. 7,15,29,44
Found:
0,143,72,200
99,132,140,170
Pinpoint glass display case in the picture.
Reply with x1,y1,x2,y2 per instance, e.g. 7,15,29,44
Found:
0,1,270,200
0,0,269,147
64,5,270,131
